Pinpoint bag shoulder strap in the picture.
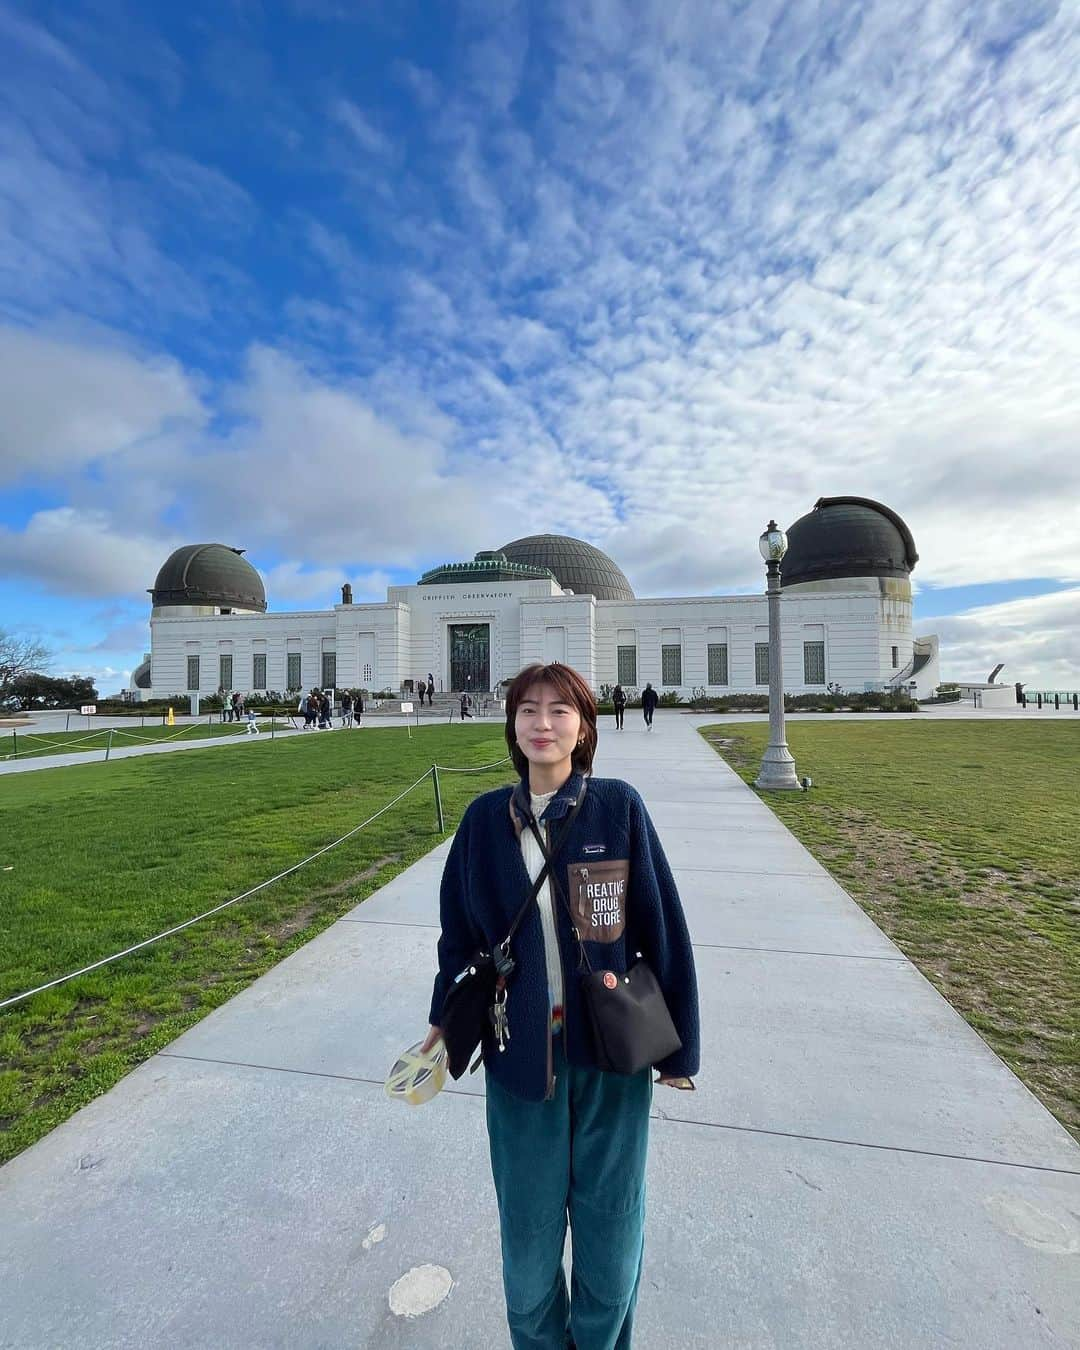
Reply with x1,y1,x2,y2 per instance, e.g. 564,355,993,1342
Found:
503,782,587,946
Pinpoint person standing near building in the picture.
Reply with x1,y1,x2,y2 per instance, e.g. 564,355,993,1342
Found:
460,691,473,720
641,682,658,730
341,691,353,728
427,673,435,706
354,689,364,726
420,662,699,1348
415,677,426,707
612,683,626,730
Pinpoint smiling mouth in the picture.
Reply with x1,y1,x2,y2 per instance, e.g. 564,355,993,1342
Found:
531,739,555,747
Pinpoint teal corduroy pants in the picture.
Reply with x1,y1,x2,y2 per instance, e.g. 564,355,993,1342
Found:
485,1036,653,1349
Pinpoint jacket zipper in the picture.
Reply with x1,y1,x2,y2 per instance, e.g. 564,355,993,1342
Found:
544,820,559,1101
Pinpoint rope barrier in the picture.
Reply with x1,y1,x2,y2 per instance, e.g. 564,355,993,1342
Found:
433,754,513,773
5,732,106,758
110,723,214,743
0,767,436,1011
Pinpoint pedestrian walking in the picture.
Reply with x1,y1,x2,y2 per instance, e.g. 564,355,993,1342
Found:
641,682,658,730
219,687,230,723
341,692,353,728
415,677,426,707
245,708,259,735
612,683,626,730
231,691,242,723
302,691,317,731
460,691,473,720
354,689,364,726
317,692,332,729
427,674,435,706
420,662,699,1348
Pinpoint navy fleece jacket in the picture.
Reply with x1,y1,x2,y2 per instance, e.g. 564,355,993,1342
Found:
428,772,700,1102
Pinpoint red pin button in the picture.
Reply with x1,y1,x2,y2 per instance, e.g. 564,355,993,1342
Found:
603,972,617,990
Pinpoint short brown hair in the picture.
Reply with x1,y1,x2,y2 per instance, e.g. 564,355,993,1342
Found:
504,663,598,778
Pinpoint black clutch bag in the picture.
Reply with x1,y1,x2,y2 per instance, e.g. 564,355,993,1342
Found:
440,947,498,1079
579,957,682,1076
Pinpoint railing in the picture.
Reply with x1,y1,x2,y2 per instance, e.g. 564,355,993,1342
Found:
1020,691,1080,710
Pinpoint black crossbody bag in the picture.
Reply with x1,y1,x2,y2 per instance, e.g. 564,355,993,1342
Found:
525,816,682,1076
440,789,586,1079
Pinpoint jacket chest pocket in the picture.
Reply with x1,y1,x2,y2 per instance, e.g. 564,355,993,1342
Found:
566,860,629,944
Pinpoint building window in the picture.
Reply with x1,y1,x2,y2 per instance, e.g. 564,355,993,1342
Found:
661,644,682,686
186,655,200,691
322,652,337,688
252,654,267,689
755,643,770,685
892,645,899,669
219,654,233,691
803,641,825,685
707,643,728,686
617,645,637,685
286,652,302,690
361,662,373,683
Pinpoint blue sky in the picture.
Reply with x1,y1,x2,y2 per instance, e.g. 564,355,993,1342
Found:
2,0,1079,691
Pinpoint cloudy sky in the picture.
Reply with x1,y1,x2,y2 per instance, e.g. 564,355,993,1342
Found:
1,0,1078,692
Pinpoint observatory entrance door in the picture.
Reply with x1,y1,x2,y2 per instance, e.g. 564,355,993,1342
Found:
449,623,490,692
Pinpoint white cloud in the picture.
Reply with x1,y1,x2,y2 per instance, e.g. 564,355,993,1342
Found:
0,326,203,482
0,508,176,599
332,98,392,156
932,588,1080,689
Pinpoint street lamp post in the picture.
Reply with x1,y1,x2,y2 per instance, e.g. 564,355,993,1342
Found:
755,520,800,791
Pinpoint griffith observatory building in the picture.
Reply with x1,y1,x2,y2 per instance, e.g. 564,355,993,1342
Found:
130,496,940,703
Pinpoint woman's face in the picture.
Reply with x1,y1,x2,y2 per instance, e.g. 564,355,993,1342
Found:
515,682,582,772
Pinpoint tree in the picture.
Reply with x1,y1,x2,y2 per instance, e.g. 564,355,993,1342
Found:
3,673,98,710
0,631,51,707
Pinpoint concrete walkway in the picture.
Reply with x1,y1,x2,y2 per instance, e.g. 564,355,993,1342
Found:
1,717,1078,1348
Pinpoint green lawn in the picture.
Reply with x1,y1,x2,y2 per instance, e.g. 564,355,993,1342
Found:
0,724,512,1164
700,719,1080,1143
2,719,287,761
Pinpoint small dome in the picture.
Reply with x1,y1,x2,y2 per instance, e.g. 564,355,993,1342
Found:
781,498,918,588
151,544,267,611
498,534,635,601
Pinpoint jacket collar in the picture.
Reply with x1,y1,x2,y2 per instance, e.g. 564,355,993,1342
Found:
508,770,587,837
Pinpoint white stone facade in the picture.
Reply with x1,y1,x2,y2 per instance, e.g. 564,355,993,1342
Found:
142,572,940,701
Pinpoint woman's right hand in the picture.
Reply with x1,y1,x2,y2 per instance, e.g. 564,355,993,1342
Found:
420,1025,442,1055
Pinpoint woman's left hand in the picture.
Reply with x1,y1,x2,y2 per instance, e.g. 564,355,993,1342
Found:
656,1075,695,1090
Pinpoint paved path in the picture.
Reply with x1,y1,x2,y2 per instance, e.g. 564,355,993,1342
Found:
1,718,1078,1348
4,696,1078,778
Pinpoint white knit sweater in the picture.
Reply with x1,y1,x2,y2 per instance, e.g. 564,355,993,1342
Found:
522,788,564,1023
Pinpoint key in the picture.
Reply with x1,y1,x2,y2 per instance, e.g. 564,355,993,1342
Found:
492,996,509,1052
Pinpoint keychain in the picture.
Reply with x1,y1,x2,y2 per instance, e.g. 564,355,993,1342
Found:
491,982,510,1051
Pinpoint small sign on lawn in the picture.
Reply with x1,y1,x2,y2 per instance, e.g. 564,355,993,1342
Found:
80,705,97,715
400,702,414,713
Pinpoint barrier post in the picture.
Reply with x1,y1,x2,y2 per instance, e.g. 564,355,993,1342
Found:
271,715,276,739
1055,694,1060,710
66,712,71,731
11,730,16,759
104,729,114,763
432,765,445,833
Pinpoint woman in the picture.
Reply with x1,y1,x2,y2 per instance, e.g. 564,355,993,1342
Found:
421,662,699,1349
612,683,626,730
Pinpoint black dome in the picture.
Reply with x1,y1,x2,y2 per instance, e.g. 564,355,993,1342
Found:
781,498,917,588
499,534,635,601
151,544,267,611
